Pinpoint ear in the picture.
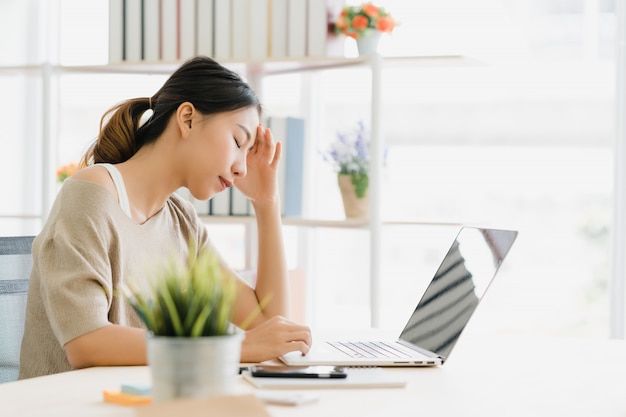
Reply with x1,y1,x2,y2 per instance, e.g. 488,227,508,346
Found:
176,102,195,138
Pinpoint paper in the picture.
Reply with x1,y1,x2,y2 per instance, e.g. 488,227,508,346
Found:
134,394,271,417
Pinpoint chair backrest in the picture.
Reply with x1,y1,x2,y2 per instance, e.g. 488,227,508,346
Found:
0,236,34,383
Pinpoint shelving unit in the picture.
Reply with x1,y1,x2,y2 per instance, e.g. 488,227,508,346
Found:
3,50,469,327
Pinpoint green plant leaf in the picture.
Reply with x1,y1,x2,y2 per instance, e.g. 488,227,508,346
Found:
122,241,237,337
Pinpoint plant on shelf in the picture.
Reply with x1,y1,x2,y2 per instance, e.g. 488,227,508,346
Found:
56,162,78,183
332,2,396,40
322,120,371,199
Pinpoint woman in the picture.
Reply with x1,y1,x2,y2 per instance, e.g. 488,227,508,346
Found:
19,56,311,379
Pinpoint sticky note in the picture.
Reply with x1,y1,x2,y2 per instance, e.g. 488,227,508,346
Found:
103,389,153,406
121,383,152,396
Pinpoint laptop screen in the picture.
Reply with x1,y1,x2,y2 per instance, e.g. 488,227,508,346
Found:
398,227,518,361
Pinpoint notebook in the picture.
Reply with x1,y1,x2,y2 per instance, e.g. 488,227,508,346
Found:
280,226,518,367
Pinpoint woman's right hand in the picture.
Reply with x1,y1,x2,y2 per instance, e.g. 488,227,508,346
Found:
240,315,312,363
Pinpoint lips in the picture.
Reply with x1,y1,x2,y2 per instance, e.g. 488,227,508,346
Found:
219,177,233,190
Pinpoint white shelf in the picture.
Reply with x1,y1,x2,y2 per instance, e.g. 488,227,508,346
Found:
0,55,474,77
200,216,464,228
0,65,44,75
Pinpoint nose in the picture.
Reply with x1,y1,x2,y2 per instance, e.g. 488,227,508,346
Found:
232,154,247,178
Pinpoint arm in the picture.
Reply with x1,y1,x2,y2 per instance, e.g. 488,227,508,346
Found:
250,197,289,318
231,125,289,324
231,125,311,361
64,325,147,369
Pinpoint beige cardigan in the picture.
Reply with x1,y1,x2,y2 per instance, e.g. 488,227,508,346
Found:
19,179,211,379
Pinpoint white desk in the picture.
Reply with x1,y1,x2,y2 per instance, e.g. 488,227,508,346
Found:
2,333,625,417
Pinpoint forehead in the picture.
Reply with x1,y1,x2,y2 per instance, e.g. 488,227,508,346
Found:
219,106,259,126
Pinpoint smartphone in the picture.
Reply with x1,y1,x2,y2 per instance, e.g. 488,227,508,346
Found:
249,365,347,379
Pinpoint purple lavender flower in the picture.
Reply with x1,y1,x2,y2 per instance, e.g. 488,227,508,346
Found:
321,121,370,176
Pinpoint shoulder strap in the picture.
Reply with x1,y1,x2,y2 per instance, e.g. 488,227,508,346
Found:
97,163,132,218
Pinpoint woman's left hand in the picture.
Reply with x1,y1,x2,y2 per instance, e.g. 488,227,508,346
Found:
233,125,280,207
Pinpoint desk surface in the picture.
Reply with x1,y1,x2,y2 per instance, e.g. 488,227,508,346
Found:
2,333,625,417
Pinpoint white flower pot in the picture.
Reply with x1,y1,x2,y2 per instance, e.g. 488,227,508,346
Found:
146,332,243,402
356,31,382,56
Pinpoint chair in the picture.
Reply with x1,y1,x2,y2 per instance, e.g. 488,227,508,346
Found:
0,236,34,383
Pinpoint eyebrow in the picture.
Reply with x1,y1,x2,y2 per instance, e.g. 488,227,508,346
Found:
237,124,252,142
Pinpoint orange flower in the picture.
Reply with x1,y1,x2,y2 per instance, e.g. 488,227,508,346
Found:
351,15,369,31
362,3,379,17
332,3,397,39
376,16,395,33
335,17,347,30
56,162,78,183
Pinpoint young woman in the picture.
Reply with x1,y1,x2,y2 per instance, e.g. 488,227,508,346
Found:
19,56,311,379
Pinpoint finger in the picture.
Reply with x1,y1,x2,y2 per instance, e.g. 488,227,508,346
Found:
249,125,264,155
287,340,311,356
253,125,277,164
271,140,282,168
283,326,311,339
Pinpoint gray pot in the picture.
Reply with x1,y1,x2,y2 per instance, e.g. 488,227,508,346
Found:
146,332,243,402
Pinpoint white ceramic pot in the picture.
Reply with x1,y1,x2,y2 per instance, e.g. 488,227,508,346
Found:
146,332,243,402
356,31,382,56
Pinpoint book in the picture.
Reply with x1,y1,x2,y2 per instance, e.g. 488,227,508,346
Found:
179,0,196,60
143,0,160,62
248,0,268,59
267,117,287,215
267,116,305,217
124,0,143,62
160,0,178,61
242,367,407,389
230,0,249,60
307,0,327,57
230,187,250,216
286,0,307,58
196,0,214,57
174,187,192,201
213,0,231,60
108,0,124,63
135,395,271,417
283,117,305,217
191,198,210,216
209,189,230,216
268,0,287,59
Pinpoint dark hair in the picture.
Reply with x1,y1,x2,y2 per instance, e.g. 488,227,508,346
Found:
80,56,262,167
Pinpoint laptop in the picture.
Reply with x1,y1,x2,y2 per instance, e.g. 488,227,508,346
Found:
280,226,518,367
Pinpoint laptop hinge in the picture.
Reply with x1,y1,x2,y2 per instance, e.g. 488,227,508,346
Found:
397,339,444,362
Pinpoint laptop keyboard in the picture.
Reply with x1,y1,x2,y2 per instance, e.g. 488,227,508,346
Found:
327,341,413,359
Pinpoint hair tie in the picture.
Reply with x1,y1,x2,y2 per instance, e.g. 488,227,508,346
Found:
140,98,155,128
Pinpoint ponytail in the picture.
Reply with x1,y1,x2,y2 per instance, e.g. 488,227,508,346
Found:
80,97,152,167
80,56,261,168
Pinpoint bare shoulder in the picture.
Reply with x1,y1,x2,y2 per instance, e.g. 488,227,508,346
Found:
71,165,117,196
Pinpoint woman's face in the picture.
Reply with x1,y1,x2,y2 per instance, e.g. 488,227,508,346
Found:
184,106,259,201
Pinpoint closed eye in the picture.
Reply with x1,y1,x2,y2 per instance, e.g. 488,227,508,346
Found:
233,137,241,149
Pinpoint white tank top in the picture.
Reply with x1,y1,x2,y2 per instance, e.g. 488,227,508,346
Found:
98,163,132,218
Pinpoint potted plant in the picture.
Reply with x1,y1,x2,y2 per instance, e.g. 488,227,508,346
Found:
122,244,242,402
332,2,397,55
56,162,78,183
322,121,371,218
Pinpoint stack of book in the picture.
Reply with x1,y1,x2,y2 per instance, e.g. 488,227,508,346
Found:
109,0,340,64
